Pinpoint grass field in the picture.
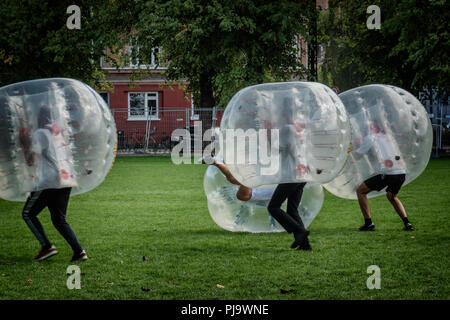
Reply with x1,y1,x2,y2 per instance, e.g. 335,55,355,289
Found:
0,157,449,300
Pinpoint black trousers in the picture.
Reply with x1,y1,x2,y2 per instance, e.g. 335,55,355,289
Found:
22,187,83,254
267,183,307,233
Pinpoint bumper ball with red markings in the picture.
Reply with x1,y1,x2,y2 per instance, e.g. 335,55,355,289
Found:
203,164,324,233
218,81,352,188
0,78,116,201
324,84,433,199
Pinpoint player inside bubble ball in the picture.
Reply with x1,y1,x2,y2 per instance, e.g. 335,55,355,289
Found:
21,105,88,262
353,123,414,231
200,155,312,250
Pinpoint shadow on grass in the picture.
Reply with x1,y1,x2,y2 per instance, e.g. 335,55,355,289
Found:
0,255,34,264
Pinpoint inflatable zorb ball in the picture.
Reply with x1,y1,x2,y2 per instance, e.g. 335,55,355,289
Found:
0,78,117,201
204,164,324,233
219,82,351,188
324,84,432,199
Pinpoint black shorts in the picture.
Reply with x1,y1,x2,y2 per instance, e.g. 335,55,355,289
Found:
364,174,406,195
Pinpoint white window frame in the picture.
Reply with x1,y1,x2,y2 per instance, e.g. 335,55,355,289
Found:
151,47,162,67
100,46,166,70
317,44,324,60
128,92,160,121
129,45,163,69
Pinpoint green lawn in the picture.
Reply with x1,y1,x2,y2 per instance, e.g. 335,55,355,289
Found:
0,157,449,300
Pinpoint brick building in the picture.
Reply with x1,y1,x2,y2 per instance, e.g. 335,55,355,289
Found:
97,1,328,152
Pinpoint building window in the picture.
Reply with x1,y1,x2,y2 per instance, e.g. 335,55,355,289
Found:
128,92,159,120
151,47,162,67
100,46,166,70
129,46,163,69
318,44,324,60
99,92,110,106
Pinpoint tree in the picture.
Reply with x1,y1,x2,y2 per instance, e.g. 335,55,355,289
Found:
0,0,133,88
386,0,450,100
132,0,312,109
319,0,449,99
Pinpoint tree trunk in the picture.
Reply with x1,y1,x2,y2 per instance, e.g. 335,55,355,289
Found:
197,71,216,154
199,71,216,108
307,1,318,81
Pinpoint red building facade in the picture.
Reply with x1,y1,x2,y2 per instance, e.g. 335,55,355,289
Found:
98,56,198,149
97,0,328,149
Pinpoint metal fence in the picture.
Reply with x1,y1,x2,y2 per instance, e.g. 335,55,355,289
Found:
112,107,223,155
425,99,450,157
112,102,450,157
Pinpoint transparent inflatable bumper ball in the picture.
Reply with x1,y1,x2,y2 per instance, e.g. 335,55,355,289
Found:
324,84,433,199
203,164,324,233
219,81,351,188
0,78,117,201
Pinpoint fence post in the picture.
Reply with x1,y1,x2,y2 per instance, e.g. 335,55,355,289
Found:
186,109,190,130
212,107,216,130
439,102,443,156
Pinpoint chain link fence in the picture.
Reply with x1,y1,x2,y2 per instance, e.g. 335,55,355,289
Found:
112,101,450,158
425,100,450,157
112,108,223,155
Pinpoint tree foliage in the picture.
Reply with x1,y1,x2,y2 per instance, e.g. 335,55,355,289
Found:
0,0,133,88
319,0,449,98
133,0,312,108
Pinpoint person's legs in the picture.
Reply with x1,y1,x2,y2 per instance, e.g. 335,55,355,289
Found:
356,180,377,231
387,192,412,230
249,188,275,202
22,190,52,250
286,183,311,250
286,182,306,227
385,174,413,230
268,184,300,233
268,183,309,248
47,188,83,255
386,192,407,219
356,183,372,219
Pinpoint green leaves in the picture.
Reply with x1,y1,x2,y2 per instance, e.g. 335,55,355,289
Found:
132,0,311,108
320,0,449,97
0,0,134,87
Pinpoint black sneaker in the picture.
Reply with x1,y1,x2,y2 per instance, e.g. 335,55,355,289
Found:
298,237,312,251
71,250,88,262
359,223,375,231
403,223,414,231
291,230,310,249
33,245,58,262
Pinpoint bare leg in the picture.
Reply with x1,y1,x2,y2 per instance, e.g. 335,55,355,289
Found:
213,162,252,201
386,192,407,219
356,183,372,219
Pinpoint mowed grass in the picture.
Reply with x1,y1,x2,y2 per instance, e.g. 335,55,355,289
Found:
0,157,449,300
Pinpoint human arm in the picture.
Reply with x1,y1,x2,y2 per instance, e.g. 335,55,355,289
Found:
214,162,241,185
353,135,374,160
